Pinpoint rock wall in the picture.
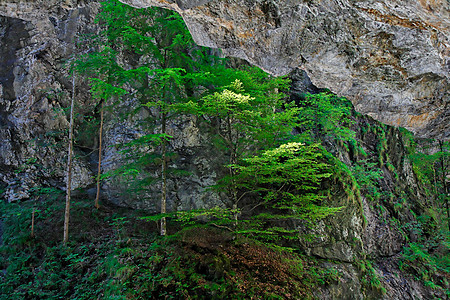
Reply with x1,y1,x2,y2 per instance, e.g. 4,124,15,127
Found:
99,98,226,211
0,2,100,201
0,1,446,298
290,70,446,299
121,0,449,139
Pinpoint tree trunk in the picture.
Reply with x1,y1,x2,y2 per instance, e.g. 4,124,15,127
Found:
95,100,104,209
438,140,450,231
227,114,238,227
433,167,438,195
63,74,76,245
31,208,35,238
161,111,167,236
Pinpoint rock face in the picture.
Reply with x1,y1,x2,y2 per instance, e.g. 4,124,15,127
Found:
99,98,225,211
121,0,449,139
290,81,446,298
0,1,447,298
0,2,99,201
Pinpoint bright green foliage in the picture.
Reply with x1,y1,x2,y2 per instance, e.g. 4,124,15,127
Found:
0,195,155,299
174,69,348,243
75,0,211,102
0,195,338,299
89,78,127,101
408,140,449,231
409,141,449,185
76,1,306,231
296,93,355,144
352,159,384,202
75,0,217,208
176,76,301,230
231,142,342,241
75,0,217,109
357,260,387,295
410,151,438,186
399,242,450,294
2,0,450,298
178,78,298,154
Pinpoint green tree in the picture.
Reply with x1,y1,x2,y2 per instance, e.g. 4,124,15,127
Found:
437,140,449,231
232,142,342,241
409,140,450,231
295,92,355,144
177,75,299,226
89,79,127,209
76,0,218,235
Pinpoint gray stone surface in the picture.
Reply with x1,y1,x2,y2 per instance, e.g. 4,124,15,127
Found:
100,97,226,211
121,0,449,139
0,3,99,201
0,1,447,298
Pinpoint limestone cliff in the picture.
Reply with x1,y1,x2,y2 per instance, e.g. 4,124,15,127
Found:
0,1,448,299
121,0,449,139
2,1,447,138
0,2,100,200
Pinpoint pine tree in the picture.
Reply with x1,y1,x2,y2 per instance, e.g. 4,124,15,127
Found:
176,73,300,225
76,0,218,235
63,73,76,245
232,142,342,241
176,76,343,241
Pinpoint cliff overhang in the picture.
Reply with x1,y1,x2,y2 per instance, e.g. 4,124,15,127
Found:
0,0,448,139
121,0,449,139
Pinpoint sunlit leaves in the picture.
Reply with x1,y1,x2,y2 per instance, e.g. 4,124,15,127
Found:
233,142,341,228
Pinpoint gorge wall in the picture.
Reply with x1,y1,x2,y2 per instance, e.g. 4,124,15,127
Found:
0,0,448,138
0,2,101,201
0,1,448,299
122,0,449,140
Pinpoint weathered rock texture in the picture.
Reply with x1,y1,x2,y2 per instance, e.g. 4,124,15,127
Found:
0,1,447,298
0,2,100,201
99,98,226,211
122,0,449,139
290,71,447,299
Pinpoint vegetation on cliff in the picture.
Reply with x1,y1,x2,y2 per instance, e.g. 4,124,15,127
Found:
0,0,448,299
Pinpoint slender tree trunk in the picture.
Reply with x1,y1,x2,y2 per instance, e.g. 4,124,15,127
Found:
63,74,76,244
161,110,167,236
433,167,438,195
438,140,450,231
445,192,450,231
31,208,35,238
226,115,238,226
95,100,104,209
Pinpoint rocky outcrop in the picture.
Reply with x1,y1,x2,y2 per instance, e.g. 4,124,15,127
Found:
0,0,226,209
291,80,447,298
0,1,446,298
0,3,100,201
99,98,226,211
2,0,448,139
121,0,449,139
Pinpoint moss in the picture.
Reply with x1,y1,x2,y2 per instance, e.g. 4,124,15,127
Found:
399,242,449,294
356,260,387,297
330,157,366,228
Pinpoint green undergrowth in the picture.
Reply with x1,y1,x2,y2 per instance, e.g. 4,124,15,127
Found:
356,260,387,295
0,192,154,299
0,194,340,299
399,241,450,296
104,227,340,299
